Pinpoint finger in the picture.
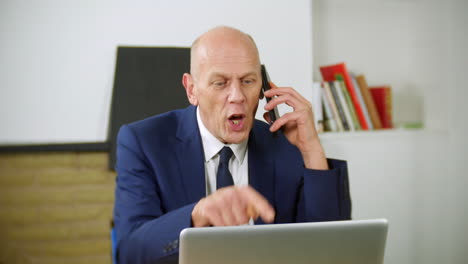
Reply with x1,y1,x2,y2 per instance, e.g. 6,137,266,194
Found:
239,186,275,223
221,208,236,226
214,191,238,226
210,210,226,227
264,88,311,112
264,93,302,111
203,199,226,226
230,191,249,225
269,81,279,90
269,111,307,132
192,198,211,227
246,204,259,220
264,86,308,104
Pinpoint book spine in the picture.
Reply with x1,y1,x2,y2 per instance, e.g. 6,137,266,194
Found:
384,87,392,128
311,82,324,133
370,86,393,129
321,87,338,132
350,74,373,130
329,81,350,131
334,81,355,131
356,75,383,129
335,77,361,130
322,82,344,132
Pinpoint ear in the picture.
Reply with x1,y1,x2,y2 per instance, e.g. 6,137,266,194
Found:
182,73,198,106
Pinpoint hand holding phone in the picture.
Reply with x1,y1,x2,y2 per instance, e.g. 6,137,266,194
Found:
261,65,280,125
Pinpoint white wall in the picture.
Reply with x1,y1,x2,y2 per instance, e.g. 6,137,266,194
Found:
0,0,314,144
314,0,468,264
446,1,468,263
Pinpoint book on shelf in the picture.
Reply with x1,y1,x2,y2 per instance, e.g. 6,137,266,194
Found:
322,82,344,132
355,74,383,129
311,82,324,133
333,80,356,131
320,86,338,132
369,86,393,129
319,62,371,130
350,74,373,130
335,76,361,130
328,81,350,131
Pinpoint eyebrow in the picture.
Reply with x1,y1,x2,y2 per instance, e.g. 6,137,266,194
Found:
209,71,258,79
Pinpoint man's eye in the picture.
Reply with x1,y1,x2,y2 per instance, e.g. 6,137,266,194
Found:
214,81,226,87
242,79,254,85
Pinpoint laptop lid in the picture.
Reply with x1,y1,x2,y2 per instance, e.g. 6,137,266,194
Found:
179,218,388,264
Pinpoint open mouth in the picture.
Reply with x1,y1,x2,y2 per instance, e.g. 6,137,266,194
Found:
228,114,245,125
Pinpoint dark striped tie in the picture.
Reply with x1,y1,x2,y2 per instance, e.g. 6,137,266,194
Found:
216,146,234,189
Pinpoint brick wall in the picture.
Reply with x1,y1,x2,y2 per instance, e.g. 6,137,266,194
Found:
0,152,115,264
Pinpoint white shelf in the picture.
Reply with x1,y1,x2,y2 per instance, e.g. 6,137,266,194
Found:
318,128,451,142
319,128,424,140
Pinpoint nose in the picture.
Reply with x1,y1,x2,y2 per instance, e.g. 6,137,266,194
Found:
228,80,246,103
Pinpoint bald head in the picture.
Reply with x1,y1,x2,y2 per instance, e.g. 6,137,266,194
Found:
190,26,260,79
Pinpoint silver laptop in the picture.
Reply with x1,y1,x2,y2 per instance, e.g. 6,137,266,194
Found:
179,218,388,264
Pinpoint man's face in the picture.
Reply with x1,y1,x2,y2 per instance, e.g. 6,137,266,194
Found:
187,41,262,144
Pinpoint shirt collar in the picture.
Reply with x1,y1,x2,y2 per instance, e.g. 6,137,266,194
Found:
196,107,248,163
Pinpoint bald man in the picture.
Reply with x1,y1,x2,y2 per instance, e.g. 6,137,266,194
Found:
114,26,351,264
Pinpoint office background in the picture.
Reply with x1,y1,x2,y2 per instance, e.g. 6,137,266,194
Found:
1,0,467,263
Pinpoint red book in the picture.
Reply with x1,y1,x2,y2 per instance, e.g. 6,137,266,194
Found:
319,63,370,130
369,86,393,129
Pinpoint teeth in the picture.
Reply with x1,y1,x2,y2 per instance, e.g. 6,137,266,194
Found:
233,120,239,125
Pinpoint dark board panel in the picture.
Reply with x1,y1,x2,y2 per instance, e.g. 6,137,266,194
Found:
0,142,109,153
108,47,191,169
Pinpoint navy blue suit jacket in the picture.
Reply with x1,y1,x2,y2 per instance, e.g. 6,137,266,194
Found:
114,105,351,264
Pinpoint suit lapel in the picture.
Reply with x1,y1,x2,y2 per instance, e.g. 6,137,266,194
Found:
175,106,206,204
248,130,275,225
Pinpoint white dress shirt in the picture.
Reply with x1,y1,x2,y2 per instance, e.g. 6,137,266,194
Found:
196,107,249,196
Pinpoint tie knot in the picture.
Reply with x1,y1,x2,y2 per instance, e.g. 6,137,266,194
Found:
219,146,233,165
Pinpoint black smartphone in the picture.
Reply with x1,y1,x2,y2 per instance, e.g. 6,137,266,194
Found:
261,64,280,124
